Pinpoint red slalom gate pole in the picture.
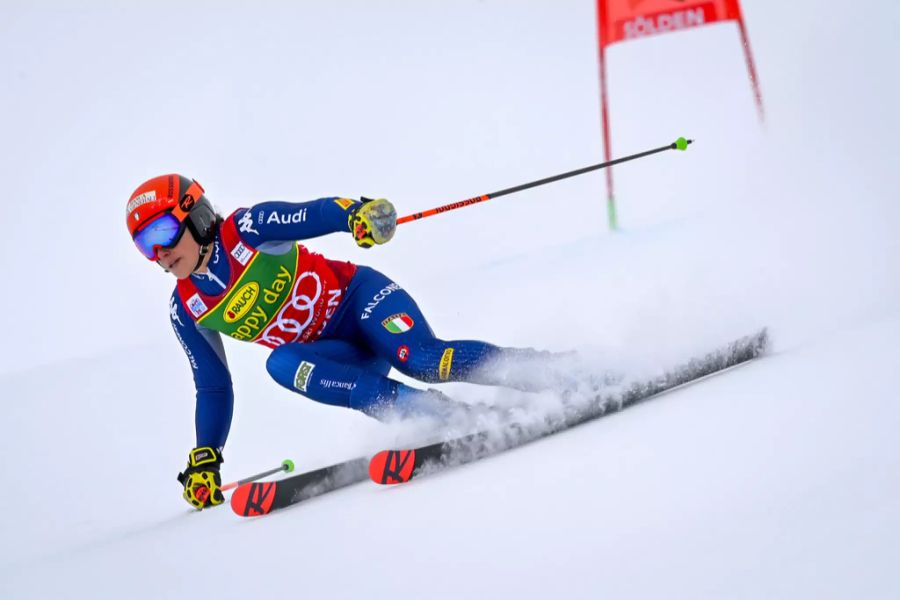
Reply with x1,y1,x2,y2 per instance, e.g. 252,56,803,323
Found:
397,137,692,226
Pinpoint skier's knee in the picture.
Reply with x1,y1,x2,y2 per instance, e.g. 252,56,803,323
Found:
393,339,506,384
266,344,315,390
391,340,454,383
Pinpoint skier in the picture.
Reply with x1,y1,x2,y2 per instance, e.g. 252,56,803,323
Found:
127,174,559,509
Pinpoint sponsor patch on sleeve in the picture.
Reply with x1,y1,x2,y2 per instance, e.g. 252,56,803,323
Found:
230,241,253,266
187,293,209,318
334,198,355,210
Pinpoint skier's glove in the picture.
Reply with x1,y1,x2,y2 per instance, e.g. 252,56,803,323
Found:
348,197,397,248
177,446,224,510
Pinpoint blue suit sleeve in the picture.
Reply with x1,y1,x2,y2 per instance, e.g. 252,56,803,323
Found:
233,198,358,245
169,292,234,450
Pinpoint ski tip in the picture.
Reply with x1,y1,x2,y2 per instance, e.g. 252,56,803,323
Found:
369,449,417,485
230,481,278,517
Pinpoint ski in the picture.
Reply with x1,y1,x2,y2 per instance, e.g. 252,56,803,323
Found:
370,328,770,485
230,456,369,517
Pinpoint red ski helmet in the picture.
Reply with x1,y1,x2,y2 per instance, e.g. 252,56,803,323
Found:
126,174,218,260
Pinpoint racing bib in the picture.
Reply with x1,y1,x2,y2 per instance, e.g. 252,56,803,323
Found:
177,211,356,348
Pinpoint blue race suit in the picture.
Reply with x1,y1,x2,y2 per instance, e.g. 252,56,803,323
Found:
170,198,516,450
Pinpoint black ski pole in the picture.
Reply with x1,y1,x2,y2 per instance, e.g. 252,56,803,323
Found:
398,137,692,224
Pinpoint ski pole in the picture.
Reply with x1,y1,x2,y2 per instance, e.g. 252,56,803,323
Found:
397,137,692,225
221,459,295,492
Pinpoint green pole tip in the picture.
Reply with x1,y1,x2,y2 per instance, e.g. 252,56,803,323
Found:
674,137,690,151
282,459,295,473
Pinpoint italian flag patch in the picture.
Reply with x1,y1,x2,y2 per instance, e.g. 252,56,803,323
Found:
382,313,414,334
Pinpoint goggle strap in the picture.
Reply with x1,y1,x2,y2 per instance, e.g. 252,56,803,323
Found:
171,180,205,222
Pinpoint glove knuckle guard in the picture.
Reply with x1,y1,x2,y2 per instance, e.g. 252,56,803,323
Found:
179,447,224,510
349,198,396,247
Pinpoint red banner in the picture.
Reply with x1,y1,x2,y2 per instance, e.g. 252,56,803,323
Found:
594,0,761,229
599,0,744,48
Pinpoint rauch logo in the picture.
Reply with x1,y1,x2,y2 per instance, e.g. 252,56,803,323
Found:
225,282,260,323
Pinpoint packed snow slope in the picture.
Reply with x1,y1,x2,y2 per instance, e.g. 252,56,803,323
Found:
2,1,899,598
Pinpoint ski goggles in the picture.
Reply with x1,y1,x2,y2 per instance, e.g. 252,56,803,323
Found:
132,212,187,260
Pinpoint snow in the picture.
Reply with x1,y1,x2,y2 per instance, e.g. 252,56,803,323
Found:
2,1,899,598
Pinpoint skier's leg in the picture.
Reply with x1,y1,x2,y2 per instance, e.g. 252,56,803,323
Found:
347,267,558,392
266,339,399,415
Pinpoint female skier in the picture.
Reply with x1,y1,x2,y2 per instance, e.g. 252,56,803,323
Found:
127,174,556,509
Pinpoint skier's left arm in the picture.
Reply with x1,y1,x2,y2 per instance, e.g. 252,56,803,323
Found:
236,197,397,248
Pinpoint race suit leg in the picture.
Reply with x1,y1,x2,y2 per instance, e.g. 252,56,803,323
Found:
266,266,556,418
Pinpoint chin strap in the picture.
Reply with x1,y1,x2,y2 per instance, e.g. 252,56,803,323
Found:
192,244,211,273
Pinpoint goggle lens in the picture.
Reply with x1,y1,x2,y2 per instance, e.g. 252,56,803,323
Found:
133,213,185,260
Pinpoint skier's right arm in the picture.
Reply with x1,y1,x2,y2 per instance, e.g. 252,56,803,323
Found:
169,293,234,441
236,197,397,249
170,293,232,509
